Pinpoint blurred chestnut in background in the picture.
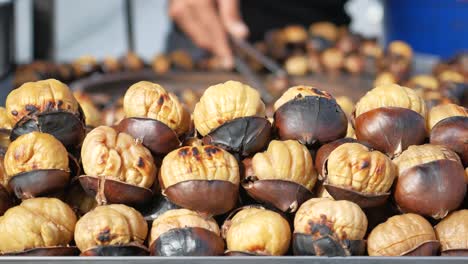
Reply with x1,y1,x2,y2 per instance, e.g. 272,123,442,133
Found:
438,70,467,107
306,52,323,74
72,55,99,78
353,84,427,157
319,142,396,208
169,50,194,71
117,81,190,155
242,140,317,212
344,53,364,75
435,210,468,256
0,198,78,256
336,33,361,55
4,132,70,199
273,86,348,147
160,145,239,215
373,71,397,87
120,52,145,72
149,209,224,256
367,213,439,256
194,81,270,156
360,40,382,76
307,22,337,53
6,79,86,152
0,107,13,151
387,40,413,61
393,144,466,219
73,91,103,128
321,48,344,73
284,55,308,76
152,54,171,75
75,204,148,256
100,56,121,74
282,25,308,54
222,206,291,256
293,198,367,256
79,126,156,205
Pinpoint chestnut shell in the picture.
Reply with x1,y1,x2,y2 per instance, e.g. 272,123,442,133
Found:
274,96,348,147
394,159,466,219
430,116,468,166
8,169,70,200
202,117,271,157
0,185,12,216
242,178,313,213
441,249,468,256
355,107,426,157
10,111,86,152
225,251,266,256
80,245,149,256
2,246,79,256
163,180,238,215
140,195,180,222
402,241,440,256
293,233,366,256
79,175,153,206
115,117,181,156
323,183,390,208
150,227,225,256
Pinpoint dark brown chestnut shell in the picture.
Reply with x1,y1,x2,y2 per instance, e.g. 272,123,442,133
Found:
402,241,440,256
323,183,390,208
115,117,181,156
354,107,426,157
78,175,153,206
241,177,312,213
163,180,238,216
0,184,12,216
150,227,225,256
2,246,79,256
10,111,86,152
8,169,70,200
430,116,468,166
293,233,366,256
140,195,180,222
274,95,348,147
80,244,149,256
441,249,468,256
315,137,358,178
394,159,466,219
202,116,271,157
225,251,267,256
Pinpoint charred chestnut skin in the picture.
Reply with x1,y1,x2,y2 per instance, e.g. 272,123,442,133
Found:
293,233,366,257
2,246,79,256
202,117,271,157
430,116,468,166
10,110,86,152
115,117,181,156
395,159,466,219
9,169,70,200
81,245,148,256
274,96,348,147
355,107,426,157
150,227,224,256
79,175,153,206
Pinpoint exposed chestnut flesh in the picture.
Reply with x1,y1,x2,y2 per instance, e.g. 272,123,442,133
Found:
80,245,148,256
315,138,358,178
2,246,79,256
430,116,468,166
8,169,70,200
150,227,224,256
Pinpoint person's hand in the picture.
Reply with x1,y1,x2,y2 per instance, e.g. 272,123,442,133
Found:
169,0,248,69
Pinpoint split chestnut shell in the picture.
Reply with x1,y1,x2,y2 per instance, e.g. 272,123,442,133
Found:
435,210,468,256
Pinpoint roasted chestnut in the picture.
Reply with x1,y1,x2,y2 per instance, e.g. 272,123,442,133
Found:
75,204,148,256
194,81,270,156
120,52,145,71
393,144,466,219
117,81,190,155
72,55,99,78
152,54,170,75
319,142,396,208
374,72,397,87
6,79,86,151
273,86,348,147
293,198,367,256
65,180,97,216
353,84,427,157
344,53,364,75
0,107,13,150
336,33,361,55
367,213,439,256
160,145,239,215
438,70,467,106
335,96,354,118
103,103,125,126
306,52,323,74
149,209,224,256
388,40,413,61
282,25,308,53
435,210,468,256
222,206,291,256
428,104,468,166
0,197,78,256
407,75,439,91
284,55,308,76
169,50,194,71
73,91,103,128
100,56,121,74
79,126,156,205
0,152,12,216
4,132,70,199
309,22,338,43
242,140,317,212
321,48,344,72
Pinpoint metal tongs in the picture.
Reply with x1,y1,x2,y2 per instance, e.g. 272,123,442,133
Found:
230,37,289,104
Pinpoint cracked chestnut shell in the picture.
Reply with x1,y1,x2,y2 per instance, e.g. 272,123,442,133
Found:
393,144,466,219
222,206,291,256
75,204,148,256
368,213,439,256
273,86,348,147
4,132,70,199
160,145,239,215
80,126,156,205
321,142,396,208
73,91,103,128
435,210,468,256
0,198,77,255
354,84,427,157
428,104,468,166
149,209,224,256
118,81,190,155
293,198,367,256
6,79,85,151
242,140,316,212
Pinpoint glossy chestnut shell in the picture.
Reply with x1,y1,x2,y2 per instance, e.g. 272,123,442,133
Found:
430,116,468,166
8,169,70,200
293,232,366,256
80,245,148,256
140,195,180,222
2,246,79,256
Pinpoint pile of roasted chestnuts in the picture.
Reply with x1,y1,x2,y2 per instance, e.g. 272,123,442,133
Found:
0,76,466,258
